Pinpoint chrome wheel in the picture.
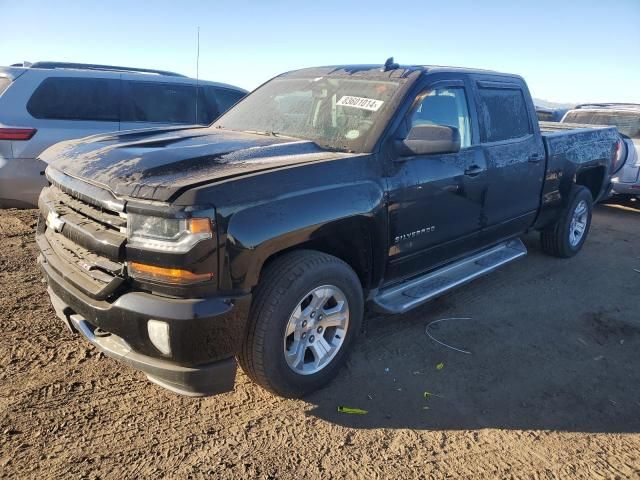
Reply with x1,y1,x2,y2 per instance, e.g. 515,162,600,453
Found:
569,199,588,247
283,285,350,375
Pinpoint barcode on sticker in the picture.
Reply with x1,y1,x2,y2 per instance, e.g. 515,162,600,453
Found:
336,96,384,111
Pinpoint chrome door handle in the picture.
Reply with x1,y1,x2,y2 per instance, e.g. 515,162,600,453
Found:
464,165,483,176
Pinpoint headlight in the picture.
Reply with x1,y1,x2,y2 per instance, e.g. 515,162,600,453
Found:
127,213,212,252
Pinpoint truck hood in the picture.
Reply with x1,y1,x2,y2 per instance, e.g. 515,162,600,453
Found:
41,126,355,202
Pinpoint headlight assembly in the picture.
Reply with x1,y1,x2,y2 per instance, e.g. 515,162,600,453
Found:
127,214,213,253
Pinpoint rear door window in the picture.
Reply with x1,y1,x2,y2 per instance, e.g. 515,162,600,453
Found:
197,86,223,124
537,111,553,122
27,77,120,121
121,81,213,124
213,87,245,114
477,86,532,142
121,81,222,125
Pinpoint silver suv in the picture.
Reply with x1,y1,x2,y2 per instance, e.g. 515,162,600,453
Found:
0,62,247,207
561,104,640,199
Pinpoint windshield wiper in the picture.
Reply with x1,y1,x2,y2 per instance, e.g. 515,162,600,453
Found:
242,129,280,137
311,142,355,154
217,127,354,153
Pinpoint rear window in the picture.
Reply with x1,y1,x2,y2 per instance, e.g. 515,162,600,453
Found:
121,81,218,124
27,77,119,121
478,87,532,142
0,77,11,96
563,110,640,139
537,111,554,122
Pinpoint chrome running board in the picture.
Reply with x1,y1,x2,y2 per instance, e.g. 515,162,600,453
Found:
372,238,527,314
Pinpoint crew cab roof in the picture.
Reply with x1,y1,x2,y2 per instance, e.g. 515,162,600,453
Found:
278,64,524,81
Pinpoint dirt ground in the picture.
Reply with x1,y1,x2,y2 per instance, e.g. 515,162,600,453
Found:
1,200,639,479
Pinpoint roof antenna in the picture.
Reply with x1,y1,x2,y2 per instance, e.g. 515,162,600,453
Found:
195,26,200,123
382,57,399,72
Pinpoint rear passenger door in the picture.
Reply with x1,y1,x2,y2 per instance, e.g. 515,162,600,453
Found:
473,79,546,239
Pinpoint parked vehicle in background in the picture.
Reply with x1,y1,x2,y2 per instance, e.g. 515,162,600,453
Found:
0,62,247,207
535,106,570,122
37,61,621,398
561,104,640,198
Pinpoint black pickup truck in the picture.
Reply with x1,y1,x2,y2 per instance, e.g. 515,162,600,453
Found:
37,61,623,398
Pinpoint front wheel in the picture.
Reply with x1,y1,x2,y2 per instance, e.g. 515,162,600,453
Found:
238,250,363,398
540,185,593,258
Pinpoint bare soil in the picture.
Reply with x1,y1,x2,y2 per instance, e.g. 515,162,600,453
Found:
1,201,639,479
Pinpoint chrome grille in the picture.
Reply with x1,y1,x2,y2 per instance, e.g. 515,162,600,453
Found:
38,174,127,300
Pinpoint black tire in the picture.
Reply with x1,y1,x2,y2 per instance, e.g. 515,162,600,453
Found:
540,185,593,258
238,250,364,398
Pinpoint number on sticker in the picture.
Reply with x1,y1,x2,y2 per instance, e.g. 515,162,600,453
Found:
336,96,384,112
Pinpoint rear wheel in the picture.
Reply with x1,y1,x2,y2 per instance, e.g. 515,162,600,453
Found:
238,250,363,398
540,185,593,258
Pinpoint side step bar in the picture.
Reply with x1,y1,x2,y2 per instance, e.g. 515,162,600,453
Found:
372,238,527,314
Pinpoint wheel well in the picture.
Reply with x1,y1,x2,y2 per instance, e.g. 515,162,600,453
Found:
259,229,373,293
575,166,605,201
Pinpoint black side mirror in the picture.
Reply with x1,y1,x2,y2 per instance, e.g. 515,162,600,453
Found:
396,124,461,156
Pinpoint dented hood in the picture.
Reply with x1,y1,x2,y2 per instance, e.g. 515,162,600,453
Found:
40,126,354,202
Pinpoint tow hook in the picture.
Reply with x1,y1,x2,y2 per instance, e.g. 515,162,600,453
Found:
94,328,111,338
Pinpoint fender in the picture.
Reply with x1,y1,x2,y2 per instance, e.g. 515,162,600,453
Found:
218,181,387,293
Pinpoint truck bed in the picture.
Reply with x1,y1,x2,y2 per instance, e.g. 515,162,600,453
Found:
537,121,619,206
540,121,618,166
539,120,614,134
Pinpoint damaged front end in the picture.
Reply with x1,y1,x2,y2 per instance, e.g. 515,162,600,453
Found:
36,167,251,396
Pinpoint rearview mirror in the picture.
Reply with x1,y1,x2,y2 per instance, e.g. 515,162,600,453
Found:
396,124,461,156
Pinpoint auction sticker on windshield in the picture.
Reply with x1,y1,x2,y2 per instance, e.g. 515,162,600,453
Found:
337,96,384,111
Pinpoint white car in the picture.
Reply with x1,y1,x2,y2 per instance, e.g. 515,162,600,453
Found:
562,104,640,199
0,61,246,207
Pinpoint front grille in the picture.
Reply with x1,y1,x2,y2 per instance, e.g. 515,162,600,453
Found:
39,180,127,300
50,187,126,230
45,184,126,262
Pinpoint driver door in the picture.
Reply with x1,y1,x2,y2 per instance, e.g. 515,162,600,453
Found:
385,82,488,283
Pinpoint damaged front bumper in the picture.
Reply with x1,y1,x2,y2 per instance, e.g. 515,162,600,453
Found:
48,287,237,396
38,233,252,396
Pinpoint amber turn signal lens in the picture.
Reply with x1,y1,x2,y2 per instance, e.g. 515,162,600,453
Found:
129,261,213,284
189,218,212,234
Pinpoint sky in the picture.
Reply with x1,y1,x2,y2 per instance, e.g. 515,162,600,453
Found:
1,0,639,104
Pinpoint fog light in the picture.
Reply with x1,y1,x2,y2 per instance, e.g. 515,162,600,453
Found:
147,320,171,355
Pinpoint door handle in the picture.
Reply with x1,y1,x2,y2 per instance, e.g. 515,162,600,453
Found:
528,153,542,163
464,165,483,176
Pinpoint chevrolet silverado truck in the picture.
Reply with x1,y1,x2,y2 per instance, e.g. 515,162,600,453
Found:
37,61,624,398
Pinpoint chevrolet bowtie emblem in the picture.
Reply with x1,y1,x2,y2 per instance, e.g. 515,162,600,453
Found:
46,211,66,233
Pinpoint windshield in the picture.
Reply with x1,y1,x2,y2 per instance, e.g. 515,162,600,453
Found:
563,110,640,139
212,76,402,152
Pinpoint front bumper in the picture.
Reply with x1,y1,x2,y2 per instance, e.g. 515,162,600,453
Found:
39,235,252,396
611,181,640,196
612,162,640,195
49,287,237,396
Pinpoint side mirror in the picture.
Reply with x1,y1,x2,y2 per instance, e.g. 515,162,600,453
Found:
396,124,461,156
